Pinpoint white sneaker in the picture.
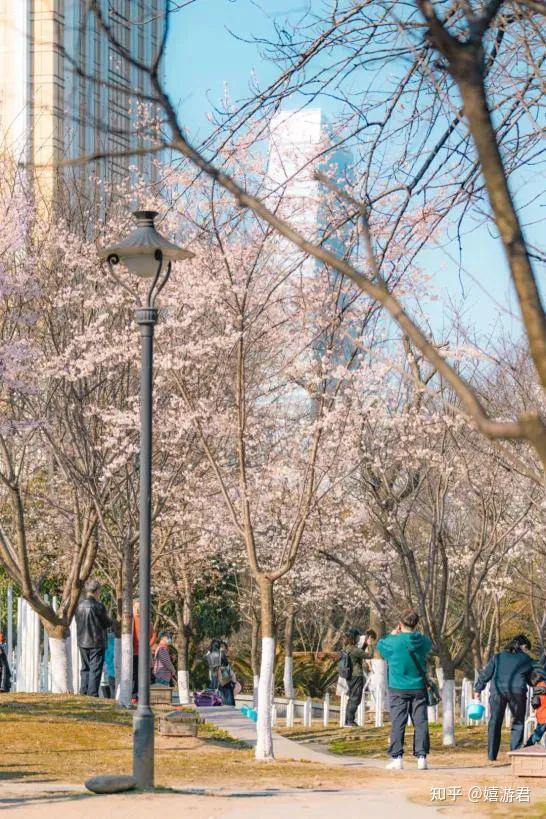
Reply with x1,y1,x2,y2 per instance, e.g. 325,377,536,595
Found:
417,756,428,770
386,756,403,770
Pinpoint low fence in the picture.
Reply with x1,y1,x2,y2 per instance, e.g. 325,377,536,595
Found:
4,588,541,745
237,677,541,744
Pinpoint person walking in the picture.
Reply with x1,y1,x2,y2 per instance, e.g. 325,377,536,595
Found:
103,627,116,698
217,640,236,706
205,638,223,689
377,610,432,770
131,599,157,702
341,627,373,727
0,643,11,693
75,579,111,697
153,633,177,686
475,634,534,761
525,669,546,747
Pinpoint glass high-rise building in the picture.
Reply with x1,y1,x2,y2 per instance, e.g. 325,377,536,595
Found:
0,1,165,196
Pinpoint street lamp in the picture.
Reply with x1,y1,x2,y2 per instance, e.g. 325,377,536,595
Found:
100,210,193,789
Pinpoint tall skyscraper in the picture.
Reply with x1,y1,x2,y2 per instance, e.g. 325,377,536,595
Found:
0,1,165,196
267,108,352,272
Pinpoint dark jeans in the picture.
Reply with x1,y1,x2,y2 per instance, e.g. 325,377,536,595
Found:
488,690,527,760
388,688,430,758
79,647,105,697
526,722,546,747
132,655,139,697
346,675,364,725
220,682,235,706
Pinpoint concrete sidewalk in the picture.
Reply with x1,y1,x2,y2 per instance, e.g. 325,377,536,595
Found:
197,705,371,766
196,705,518,778
0,783,443,818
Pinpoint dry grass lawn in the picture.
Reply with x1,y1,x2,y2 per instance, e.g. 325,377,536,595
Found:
3,695,546,816
0,695,373,790
279,721,501,766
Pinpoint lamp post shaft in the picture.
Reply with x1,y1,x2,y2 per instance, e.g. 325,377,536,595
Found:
133,306,158,789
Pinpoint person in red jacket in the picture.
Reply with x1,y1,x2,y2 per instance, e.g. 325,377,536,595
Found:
132,599,157,701
525,669,546,747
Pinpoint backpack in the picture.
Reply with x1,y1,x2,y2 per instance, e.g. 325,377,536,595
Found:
338,650,353,681
206,649,222,671
218,664,232,687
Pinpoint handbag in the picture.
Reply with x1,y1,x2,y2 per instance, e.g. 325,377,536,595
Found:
408,649,441,707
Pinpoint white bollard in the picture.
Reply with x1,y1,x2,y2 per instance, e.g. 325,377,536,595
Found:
524,715,537,743
304,697,312,727
371,659,386,728
460,678,469,725
323,693,330,727
357,701,364,727
286,698,295,728
480,684,490,724
428,704,438,723
505,706,512,729
340,692,347,727
463,680,468,727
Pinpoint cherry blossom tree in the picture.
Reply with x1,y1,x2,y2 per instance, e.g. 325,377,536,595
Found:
83,1,546,475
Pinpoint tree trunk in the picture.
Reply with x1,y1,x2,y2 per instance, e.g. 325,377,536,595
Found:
453,52,546,389
283,603,295,699
176,625,191,705
368,580,386,636
256,578,275,760
439,665,456,746
47,628,72,694
250,610,260,707
118,540,134,707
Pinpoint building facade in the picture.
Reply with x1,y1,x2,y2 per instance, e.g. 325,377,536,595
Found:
267,108,352,272
0,0,164,195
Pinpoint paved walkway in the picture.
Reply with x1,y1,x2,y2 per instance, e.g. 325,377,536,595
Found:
196,705,515,777
197,705,371,766
0,784,442,818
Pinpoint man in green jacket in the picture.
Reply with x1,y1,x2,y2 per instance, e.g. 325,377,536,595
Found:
377,610,432,770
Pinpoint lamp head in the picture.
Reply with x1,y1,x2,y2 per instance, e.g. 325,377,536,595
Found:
99,210,194,278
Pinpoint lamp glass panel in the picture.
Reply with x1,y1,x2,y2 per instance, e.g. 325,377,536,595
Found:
121,253,158,278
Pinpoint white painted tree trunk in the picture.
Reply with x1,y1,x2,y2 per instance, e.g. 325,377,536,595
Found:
178,669,191,704
114,637,122,693
256,636,275,760
253,674,259,708
371,658,387,727
117,632,133,707
69,619,80,693
283,655,294,699
442,677,456,746
49,637,71,693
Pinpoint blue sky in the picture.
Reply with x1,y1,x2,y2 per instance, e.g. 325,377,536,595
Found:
164,1,537,341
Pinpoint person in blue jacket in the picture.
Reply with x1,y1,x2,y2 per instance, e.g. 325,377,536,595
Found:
103,628,116,698
475,634,534,761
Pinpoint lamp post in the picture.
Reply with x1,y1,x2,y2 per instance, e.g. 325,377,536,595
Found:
100,211,193,789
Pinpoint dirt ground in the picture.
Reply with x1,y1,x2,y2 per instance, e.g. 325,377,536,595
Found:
1,695,545,817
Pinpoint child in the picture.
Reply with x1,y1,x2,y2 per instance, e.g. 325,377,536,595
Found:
525,669,546,746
